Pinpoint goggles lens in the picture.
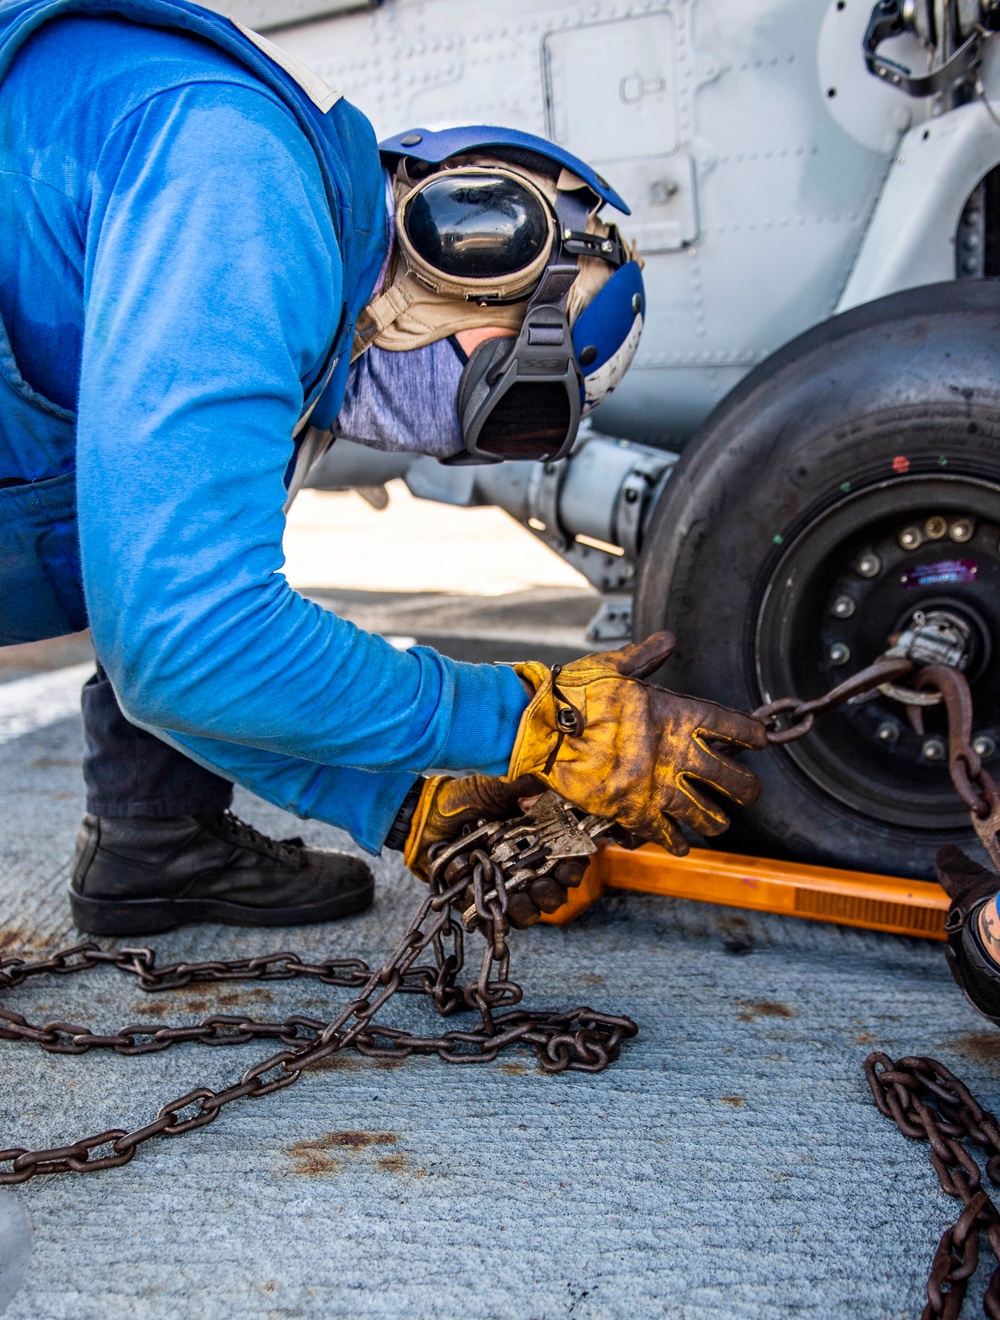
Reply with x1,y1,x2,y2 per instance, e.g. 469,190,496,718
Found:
475,380,574,460
404,173,550,281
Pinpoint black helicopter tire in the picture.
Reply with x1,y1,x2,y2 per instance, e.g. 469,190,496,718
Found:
633,280,1000,880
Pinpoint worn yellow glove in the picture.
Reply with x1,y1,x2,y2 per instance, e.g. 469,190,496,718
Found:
404,773,542,881
403,775,598,928
508,632,766,855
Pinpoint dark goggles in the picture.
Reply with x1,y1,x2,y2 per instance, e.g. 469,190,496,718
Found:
398,168,555,301
403,172,551,289
451,185,626,464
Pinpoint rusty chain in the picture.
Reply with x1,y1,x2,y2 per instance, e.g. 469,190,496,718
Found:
5,630,1000,1320
865,1054,1000,1320
1,638,999,1314
0,793,636,1184
857,658,1000,1319
752,647,1000,862
752,652,915,744
754,649,1000,1318
909,665,1000,876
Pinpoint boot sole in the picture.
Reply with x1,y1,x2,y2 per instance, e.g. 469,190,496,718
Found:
69,876,375,936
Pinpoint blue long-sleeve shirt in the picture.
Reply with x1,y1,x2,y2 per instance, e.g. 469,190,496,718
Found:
0,12,529,848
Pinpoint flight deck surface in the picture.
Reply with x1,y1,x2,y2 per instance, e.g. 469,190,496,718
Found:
0,623,996,1319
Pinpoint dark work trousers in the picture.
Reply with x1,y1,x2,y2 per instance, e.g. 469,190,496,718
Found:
81,664,233,818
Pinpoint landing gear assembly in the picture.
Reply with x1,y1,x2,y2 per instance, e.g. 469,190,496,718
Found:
635,281,1000,880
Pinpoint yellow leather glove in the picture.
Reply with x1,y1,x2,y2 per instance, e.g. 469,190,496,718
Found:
403,775,593,928
404,773,542,881
508,632,767,855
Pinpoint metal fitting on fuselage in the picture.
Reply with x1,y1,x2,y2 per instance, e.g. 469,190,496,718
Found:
474,434,676,593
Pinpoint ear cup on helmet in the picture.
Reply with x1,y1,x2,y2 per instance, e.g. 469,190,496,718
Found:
571,261,645,415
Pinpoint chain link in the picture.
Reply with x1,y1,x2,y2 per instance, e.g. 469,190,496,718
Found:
753,651,1000,870
901,664,1000,874
752,653,915,743
865,1054,1000,1320
7,644,1000,1278
0,795,636,1184
752,652,1000,1318
855,660,1000,1319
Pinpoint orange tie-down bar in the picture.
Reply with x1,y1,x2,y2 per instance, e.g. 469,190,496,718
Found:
540,842,951,940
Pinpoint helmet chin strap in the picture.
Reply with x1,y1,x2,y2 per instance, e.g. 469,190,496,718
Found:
529,188,592,311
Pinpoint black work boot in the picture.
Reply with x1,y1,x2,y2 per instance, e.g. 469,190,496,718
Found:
69,811,374,935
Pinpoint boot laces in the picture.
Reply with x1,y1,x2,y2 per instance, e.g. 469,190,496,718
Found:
208,811,306,866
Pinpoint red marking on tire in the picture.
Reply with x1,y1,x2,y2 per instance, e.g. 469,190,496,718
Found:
892,455,910,474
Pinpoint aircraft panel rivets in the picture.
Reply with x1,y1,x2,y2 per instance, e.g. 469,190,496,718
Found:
974,735,996,760
876,721,900,746
829,642,851,665
899,526,923,550
856,553,882,578
832,595,856,618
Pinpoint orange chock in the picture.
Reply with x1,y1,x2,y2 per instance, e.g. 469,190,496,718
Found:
540,841,950,940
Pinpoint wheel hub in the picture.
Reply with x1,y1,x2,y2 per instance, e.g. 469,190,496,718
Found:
755,476,1000,830
891,607,976,671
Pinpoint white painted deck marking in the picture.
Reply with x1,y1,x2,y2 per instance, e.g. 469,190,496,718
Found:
0,663,94,745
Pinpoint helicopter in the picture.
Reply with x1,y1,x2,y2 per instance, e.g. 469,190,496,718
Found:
204,0,1000,882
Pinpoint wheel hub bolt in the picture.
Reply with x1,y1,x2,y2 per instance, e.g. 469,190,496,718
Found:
876,721,900,746
899,526,923,551
829,642,851,665
925,515,947,540
921,736,947,762
832,595,856,618
856,553,881,578
974,735,996,760
950,518,975,543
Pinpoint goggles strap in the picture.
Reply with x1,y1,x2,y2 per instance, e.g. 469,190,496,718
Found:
359,282,414,336
560,226,627,269
532,190,591,313
505,189,589,377
352,281,417,361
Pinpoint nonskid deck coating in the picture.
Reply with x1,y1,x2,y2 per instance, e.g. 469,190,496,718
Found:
0,678,996,1318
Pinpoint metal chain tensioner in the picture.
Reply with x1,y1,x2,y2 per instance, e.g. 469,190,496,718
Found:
0,793,636,1184
752,636,1000,870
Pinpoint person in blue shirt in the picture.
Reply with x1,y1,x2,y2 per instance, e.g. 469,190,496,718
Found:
0,0,765,936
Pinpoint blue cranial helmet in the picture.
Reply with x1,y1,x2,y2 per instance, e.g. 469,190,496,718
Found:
374,124,644,464
378,125,631,215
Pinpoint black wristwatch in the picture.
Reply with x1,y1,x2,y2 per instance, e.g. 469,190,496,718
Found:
383,779,425,851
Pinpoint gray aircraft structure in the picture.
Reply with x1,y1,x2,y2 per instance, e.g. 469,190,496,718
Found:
204,0,1000,881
